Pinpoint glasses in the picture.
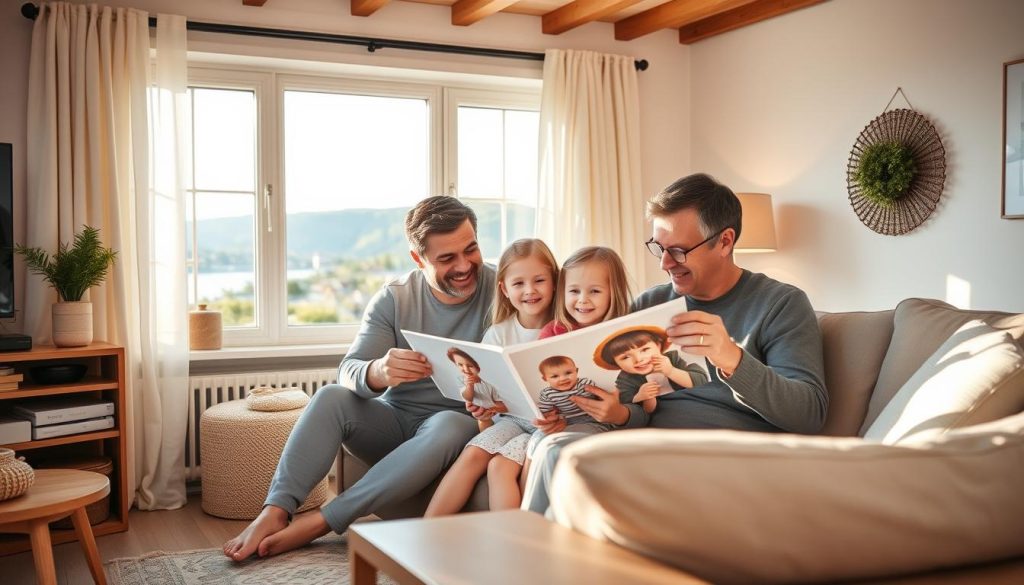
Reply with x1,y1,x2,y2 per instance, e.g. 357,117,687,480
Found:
645,227,727,264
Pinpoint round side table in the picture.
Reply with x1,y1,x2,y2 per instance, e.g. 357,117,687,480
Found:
0,468,109,585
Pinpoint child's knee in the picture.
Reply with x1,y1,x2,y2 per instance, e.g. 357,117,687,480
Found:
487,455,520,477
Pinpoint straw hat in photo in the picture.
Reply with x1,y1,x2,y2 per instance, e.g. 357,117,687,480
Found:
593,325,670,370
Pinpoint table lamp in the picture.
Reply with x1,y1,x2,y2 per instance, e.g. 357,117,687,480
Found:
735,193,777,253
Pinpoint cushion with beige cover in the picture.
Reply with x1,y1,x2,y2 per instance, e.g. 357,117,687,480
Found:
817,309,894,436
549,416,1024,584
861,299,1024,433
864,320,1024,444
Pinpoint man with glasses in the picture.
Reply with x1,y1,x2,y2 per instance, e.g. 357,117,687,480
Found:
522,173,827,513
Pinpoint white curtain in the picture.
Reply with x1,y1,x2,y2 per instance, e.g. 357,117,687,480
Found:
27,2,189,510
536,49,645,286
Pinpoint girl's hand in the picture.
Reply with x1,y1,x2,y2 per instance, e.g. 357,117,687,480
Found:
465,401,493,421
491,400,509,414
465,372,481,385
650,354,674,375
533,410,566,434
571,385,629,425
632,381,661,403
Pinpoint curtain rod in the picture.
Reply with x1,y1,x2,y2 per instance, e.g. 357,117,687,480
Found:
21,3,650,71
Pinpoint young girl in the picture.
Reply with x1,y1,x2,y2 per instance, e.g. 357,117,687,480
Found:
524,246,633,476
425,239,559,515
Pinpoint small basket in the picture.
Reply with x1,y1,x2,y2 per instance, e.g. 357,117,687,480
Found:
0,447,35,501
36,456,113,528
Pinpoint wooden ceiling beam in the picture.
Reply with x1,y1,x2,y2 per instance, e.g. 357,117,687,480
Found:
242,0,267,6
351,0,391,17
615,0,757,41
679,0,827,43
452,0,522,26
542,0,647,35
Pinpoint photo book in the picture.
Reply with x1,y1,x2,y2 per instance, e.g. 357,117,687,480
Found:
403,297,708,420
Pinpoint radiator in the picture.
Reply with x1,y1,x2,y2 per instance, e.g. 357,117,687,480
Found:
186,368,338,481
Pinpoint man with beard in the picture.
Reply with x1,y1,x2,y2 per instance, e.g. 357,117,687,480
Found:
522,173,827,514
225,196,494,560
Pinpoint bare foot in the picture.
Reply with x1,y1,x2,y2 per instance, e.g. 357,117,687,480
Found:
257,509,331,558
223,506,289,561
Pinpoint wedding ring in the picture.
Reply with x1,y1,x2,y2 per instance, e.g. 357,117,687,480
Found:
699,335,705,345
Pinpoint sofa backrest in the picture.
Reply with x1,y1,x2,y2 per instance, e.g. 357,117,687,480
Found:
816,309,894,436
816,298,1024,438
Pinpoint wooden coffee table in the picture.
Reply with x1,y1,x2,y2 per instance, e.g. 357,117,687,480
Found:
348,509,705,585
0,468,109,585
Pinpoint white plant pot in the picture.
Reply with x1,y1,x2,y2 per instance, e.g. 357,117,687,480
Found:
52,301,93,347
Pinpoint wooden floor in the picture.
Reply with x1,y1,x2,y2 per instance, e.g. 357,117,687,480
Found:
5,499,253,585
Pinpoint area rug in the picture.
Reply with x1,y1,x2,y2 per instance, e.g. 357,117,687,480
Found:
105,534,397,585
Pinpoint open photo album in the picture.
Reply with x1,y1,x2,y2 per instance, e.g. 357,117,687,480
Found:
402,297,709,420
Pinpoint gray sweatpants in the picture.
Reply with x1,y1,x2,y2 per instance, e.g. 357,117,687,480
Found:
264,384,478,533
520,422,610,515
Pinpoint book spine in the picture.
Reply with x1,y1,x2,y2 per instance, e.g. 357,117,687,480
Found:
15,403,116,425
32,416,114,440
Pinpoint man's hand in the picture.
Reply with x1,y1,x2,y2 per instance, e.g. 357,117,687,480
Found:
571,385,629,425
465,401,493,421
666,310,743,375
367,348,432,391
532,410,566,434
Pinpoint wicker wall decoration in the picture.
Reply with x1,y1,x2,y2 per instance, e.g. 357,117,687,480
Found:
847,90,946,235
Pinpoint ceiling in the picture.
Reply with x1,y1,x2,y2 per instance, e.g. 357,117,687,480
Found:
241,0,829,44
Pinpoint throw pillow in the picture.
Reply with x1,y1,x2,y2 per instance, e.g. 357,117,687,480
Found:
864,320,1024,444
549,415,1024,584
861,298,1024,433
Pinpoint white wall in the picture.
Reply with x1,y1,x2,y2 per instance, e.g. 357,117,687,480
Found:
689,0,1024,312
0,0,690,329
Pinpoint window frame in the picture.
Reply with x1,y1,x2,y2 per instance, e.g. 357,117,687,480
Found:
185,65,541,348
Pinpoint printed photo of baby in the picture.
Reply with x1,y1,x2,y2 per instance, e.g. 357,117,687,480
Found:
446,347,508,414
593,326,708,413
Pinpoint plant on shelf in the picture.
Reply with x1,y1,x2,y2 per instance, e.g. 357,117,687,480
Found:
854,141,917,208
16,226,117,347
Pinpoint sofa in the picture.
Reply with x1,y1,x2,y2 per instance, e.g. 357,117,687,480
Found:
336,298,1024,583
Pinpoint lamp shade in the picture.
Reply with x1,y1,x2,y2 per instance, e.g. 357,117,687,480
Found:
735,193,777,252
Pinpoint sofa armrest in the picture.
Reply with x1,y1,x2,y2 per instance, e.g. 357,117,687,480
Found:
549,416,1024,584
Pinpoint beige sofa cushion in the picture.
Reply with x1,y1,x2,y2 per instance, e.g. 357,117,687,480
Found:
864,320,1024,444
817,309,894,436
550,416,1024,584
861,298,1024,433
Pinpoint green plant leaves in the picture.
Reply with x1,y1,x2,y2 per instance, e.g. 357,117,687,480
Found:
14,226,117,302
854,141,917,208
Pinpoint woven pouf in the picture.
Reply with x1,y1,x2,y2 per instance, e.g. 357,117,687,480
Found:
200,399,329,519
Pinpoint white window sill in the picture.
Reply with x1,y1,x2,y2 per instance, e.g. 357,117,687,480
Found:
189,343,349,362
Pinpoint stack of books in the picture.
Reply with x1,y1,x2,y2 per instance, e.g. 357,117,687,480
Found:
9,397,115,440
0,365,23,392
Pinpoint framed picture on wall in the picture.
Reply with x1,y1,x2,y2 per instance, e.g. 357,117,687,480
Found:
1003,59,1024,218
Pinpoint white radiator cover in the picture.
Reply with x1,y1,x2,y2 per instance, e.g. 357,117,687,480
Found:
186,368,338,481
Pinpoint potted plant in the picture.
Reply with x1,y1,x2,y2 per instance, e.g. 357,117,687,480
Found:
15,226,117,347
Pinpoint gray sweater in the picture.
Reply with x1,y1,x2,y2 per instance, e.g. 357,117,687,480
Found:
630,270,827,434
338,265,496,416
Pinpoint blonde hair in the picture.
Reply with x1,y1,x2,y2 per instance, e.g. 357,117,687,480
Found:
553,246,632,331
492,239,560,326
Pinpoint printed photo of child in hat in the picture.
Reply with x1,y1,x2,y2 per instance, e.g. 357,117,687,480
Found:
593,326,708,413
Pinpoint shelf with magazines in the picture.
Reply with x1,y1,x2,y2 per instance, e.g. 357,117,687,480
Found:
0,342,128,555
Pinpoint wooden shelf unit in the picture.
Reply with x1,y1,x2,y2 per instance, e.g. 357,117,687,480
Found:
0,342,128,555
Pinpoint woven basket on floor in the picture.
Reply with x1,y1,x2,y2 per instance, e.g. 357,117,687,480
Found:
0,447,35,501
200,398,329,520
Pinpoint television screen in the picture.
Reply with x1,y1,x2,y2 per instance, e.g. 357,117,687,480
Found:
0,143,14,318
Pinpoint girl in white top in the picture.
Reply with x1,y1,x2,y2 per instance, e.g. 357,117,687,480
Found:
425,239,559,514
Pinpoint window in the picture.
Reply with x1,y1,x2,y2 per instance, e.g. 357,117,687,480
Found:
184,67,540,347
